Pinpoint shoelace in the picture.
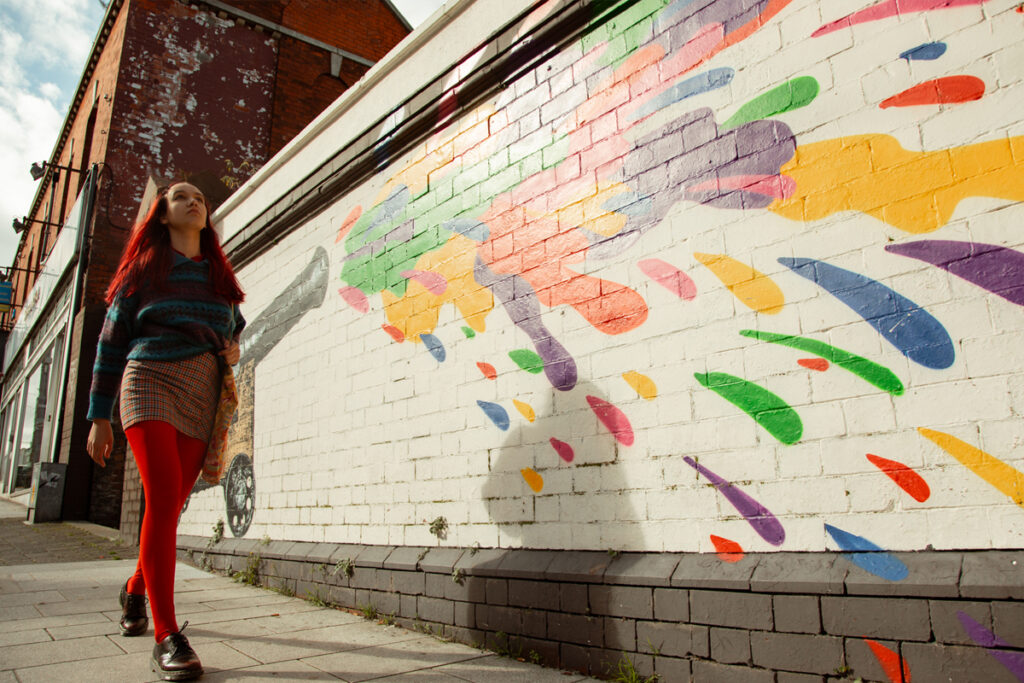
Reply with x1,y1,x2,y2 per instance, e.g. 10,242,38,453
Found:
164,622,192,658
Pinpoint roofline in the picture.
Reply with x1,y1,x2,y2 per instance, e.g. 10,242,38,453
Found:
378,0,415,32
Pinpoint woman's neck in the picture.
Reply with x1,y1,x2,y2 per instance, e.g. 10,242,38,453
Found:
169,230,201,259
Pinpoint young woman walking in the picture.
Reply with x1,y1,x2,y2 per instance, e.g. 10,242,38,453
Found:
87,181,245,681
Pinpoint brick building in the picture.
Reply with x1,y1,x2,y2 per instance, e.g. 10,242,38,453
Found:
0,0,409,528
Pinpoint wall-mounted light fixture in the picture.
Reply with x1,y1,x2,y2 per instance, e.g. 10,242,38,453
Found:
29,161,85,181
12,217,63,234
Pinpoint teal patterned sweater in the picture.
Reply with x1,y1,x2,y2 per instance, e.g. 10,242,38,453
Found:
87,252,245,421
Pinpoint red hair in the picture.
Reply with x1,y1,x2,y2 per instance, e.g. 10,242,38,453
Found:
105,182,245,305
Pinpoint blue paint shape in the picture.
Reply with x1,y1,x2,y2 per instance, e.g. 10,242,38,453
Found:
629,68,735,121
477,400,510,431
442,217,489,242
825,524,909,582
420,334,446,362
899,42,947,61
600,191,654,218
779,257,955,369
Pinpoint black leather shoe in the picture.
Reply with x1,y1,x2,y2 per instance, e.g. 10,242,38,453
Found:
118,581,148,637
151,626,203,681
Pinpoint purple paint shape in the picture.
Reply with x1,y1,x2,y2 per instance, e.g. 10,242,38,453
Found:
885,240,1024,307
957,611,1024,680
586,396,635,446
683,456,785,546
638,259,697,300
550,437,575,463
338,286,369,313
400,269,448,295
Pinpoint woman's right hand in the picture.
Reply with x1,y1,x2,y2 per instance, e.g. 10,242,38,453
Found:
87,420,114,467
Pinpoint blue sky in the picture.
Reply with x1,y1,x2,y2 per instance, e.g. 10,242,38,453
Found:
0,0,446,266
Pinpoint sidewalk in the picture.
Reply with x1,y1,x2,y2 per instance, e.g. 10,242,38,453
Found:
0,499,599,682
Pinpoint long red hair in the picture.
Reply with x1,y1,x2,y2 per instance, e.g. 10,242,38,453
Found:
105,182,245,305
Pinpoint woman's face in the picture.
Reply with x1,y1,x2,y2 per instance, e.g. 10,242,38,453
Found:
161,182,208,234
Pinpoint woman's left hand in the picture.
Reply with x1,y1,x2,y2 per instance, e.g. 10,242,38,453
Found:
220,340,240,365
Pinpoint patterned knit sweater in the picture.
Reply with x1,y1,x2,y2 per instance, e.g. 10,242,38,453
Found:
87,252,246,421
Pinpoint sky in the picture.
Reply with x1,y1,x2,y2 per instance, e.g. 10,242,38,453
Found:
0,0,447,267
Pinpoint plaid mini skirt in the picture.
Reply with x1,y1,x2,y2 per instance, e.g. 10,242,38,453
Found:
120,353,220,442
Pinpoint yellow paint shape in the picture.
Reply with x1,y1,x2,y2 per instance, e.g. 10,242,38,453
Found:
513,399,536,422
622,371,657,400
693,253,784,314
919,428,1024,508
771,135,1024,233
542,180,634,238
521,468,544,492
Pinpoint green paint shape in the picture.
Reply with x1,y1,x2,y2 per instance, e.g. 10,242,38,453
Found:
461,326,476,338
509,349,545,374
739,330,904,396
695,372,803,444
721,77,819,130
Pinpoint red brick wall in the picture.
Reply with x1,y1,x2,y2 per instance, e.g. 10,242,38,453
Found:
280,0,409,61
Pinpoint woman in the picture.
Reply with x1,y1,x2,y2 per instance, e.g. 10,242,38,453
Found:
87,181,245,681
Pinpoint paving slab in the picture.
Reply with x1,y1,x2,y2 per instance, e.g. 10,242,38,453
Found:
302,635,489,681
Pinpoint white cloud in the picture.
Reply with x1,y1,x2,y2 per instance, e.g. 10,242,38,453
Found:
39,82,61,101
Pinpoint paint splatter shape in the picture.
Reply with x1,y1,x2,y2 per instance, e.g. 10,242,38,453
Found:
798,358,829,372
382,324,405,342
339,286,369,313
687,175,795,201
509,348,545,374
461,326,476,338
899,42,947,61
918,428,1024,508
778,258,955,370
477,362,497,380
957,611,1024,680
420,334,446,362
866,453,931,502
885,240,1024,307
521,468,544,492
513,399,536,422
550,437,574,463
336,205,362,242
622,371,658,400
477,401,510,431
401,269,448,295
824,524,909,581
628,67,735,121
813,0,993,37
586,396,635,446
694,253,785,314
880,75,985,108
864,639,912,683
685,457,786,546
638,259,697,300
740,329,905,395
710,535,745,563
695,372,803,444
721,77,820,130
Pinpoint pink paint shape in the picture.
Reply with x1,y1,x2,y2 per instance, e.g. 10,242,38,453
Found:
586,396,634,446
400,269,448,295
339,286,369,313
710,535,745,563
686,174,796,200
662,22,725,80
336,205,362,243
866,453,931,502
813,0,991,37
550,437,575,463
381,324,405,342
880,75,985,108
798,358,830,372
477,362,497,380
638,259,697,300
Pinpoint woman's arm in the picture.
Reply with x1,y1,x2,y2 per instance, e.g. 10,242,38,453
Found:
87,291,138,422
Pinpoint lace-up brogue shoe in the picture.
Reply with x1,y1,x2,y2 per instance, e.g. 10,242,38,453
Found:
118,581,148,637
151,627,203,681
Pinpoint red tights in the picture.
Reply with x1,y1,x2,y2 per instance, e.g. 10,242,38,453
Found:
124,421,206,642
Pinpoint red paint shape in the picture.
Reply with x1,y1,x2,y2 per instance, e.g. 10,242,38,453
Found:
638,258,697,300
339,286,369,313
585,396,635,446
401,269,448,295
1017,4,1023,11
550,437,575,463
797,358,830,372
866,453,931,502
687,174,796,200
336,205,362,243
381,324,405,342
865,639,912,683
710,535,745,563
477,362,497,380
880,76,985,108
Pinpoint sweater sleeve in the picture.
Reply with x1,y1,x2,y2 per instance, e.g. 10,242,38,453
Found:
87,292,138,421
231,303,246,341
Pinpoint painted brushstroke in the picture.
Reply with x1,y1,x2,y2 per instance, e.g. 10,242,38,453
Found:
710,535,745,562
628,68,735,121
622,371,658,400
586,396,635,446
401,269,448,295
687,175,795,200
825,524,909,581
866,454,931,502
778,258,955,370
420,334,446,362
382,324,405,342
899,42,947,61
336,205,362,243
462,326,476,338
798,358,829,372
477,362,497,380
721,77,820,130
694,253,785,314
521,468,544,492
919,428,1024,508
880,75,985,108
550,437,575,463
477,401,510,431
739,329,905,395
638,259,697,300
957,611,1024,680
885,240,1024,307
513,399,536,422
509,349,545,374
864,639,912,683
695,372,803,444
813,0,992,37
339,286,369,313
684,457,786,546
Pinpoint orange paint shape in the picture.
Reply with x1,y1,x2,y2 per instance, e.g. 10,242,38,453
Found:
710,535,745,563
864,639,911,683
477,362,497,380
521,468,544,492
866,453,931,502
880,75,985,108
336,205,362,243
694,253,785,314
919,428,1024,508
381,324,405,342
513,399,536,422
798,358,829,372
622,371,657,400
